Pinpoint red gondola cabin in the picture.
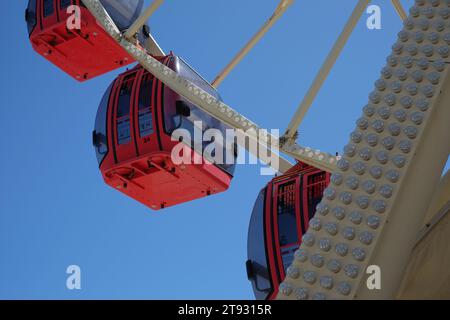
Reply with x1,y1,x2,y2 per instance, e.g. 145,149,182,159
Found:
93,54,237,210
246,162,330,299
26,0,148,81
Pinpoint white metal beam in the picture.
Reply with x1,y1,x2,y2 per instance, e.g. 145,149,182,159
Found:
81,0,339,173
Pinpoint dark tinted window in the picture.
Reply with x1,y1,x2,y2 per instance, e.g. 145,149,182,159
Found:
60,0,72,9
43,0,54,17
26,0,37,35
94,82,113,165
116,73,135,145
247,189,271,300
276,181,298,247
138,73,153,137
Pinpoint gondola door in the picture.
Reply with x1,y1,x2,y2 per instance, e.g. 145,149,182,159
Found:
112,70,139,164
272,176,302,279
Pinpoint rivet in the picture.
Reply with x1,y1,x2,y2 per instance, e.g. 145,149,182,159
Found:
331,173,343,185
295,248,308,262
344,264,359,279
394,109,407,122
337,159,350,171
363,105,376,117
389,123,402,136
369,166,383,179
357,196,370,209
396,68,408,81
400,96,413,108
325,223,338,236
352,247,366,261
359,147,373,160
316,203,330,216
375,79,387,91
340,192,353,205
378,106,391,119
382,136,396,150
405,83,419,95
312,293,326,300
391,81,403,93
338,282,352,296
320,276,334,290
344,144,357,157
384,94,396,106
417,58,429,70
302,233,315,246
319,238,332,252
342,226,355,240
362,180,377,194
415,98,430,111
375,150,389,164
287,266,300,279
379,184,394,199
327,259,342,273
336,243,349,257
309,252,326,269
398,140,413,153
367,215,381,229
386,169,400,183
412,70,425,82
351,131,363,143
404,126,418,139
412,111,425,125
333,207,346,220
350,211,363,225
393,154,407,168
373,199,387,214
366,133,379,147
309,217,322,231
279,282,293,296
294,288,309,300
352,162,366,175
359,231,374,245
303,271,317,284
324,188,337,200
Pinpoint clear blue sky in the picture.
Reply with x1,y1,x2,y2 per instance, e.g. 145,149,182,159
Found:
1,0,448,299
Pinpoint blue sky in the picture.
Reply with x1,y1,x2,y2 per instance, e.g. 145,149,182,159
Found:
1,0,448,299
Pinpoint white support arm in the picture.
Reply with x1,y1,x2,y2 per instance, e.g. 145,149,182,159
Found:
391,0,407,21
281,0,370,144
212,0,294,88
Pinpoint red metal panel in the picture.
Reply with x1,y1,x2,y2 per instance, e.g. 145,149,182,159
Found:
30,1,135,81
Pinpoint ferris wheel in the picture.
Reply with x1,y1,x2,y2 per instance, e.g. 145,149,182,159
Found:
26,0,450,300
